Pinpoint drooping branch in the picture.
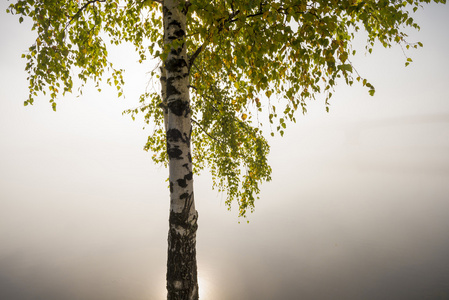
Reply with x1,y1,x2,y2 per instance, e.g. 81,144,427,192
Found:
191,117,222,144
188,3,309,67
66,0,106,27
188,8,241,67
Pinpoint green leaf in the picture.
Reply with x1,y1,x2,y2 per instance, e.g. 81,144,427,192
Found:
339,64,352,72
7,0,443,218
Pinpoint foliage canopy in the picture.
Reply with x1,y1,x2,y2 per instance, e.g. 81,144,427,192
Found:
7,0,446,217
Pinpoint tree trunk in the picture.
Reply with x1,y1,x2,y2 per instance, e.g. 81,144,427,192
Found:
162,1,199,300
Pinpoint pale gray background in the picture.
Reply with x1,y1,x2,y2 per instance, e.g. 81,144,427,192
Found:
1,2,449,299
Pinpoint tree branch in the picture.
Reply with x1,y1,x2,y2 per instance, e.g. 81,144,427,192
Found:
69,0,106,23
188,8,241,68
188,44,203,71
191,117,222,144
64,0,106,32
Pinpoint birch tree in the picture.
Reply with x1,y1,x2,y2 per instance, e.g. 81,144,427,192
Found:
7,0,446,299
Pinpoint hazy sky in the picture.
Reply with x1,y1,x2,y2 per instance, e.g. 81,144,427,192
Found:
1,2,449,300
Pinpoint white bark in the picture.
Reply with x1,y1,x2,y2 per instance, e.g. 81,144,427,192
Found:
163,1,198,299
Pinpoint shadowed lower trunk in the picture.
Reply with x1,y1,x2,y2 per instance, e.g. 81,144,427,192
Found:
166,207,199,300
162,1,199,299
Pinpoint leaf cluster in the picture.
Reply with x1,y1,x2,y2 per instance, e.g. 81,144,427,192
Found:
7,0,163,109
7,0,446,217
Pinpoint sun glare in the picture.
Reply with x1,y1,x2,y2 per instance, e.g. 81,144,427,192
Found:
198,272,214,298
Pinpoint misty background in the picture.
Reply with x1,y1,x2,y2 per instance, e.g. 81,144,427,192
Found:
1,2,449,300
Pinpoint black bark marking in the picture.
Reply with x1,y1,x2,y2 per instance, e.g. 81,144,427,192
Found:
168,208,196,230
168,20,182,28
166,78,181,97
177,178,188,188
165,58,187,73
170,47,183,56
167,128,183,142
166,77,182,98
174,29,185,38
158,101,169,114
180,192,190,200
176,172,193,188
167,144,183,159
170,181,174,193
167,99,188,116
167,129,190,144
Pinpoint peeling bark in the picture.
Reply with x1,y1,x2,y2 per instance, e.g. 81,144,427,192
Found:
163,1,198,299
